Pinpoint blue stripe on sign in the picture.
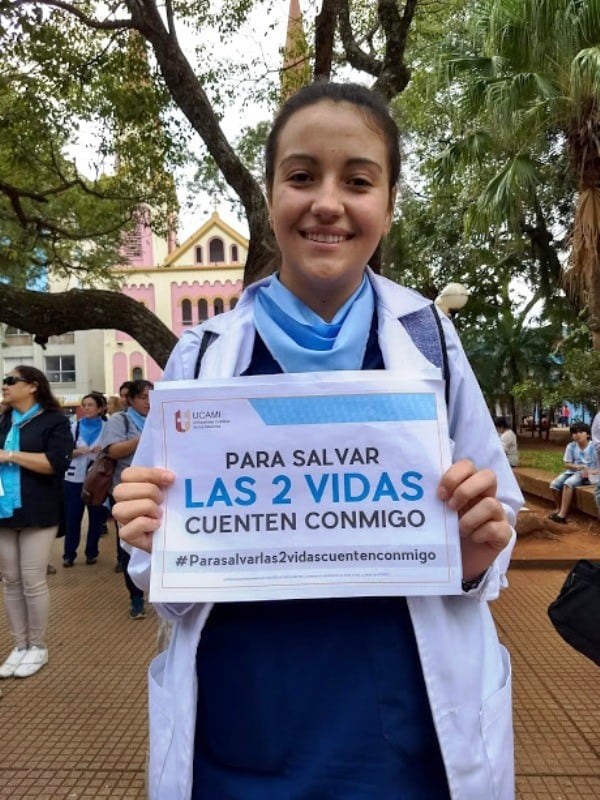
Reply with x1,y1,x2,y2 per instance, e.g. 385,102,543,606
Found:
249,393,437,425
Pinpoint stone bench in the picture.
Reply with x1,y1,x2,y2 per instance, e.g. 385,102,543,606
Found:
513,467,598,518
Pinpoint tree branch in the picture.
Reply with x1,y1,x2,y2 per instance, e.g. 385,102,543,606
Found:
338,0,383,76
0,285,177,368
314,0,341,82
372,0,417,100
18,0,133,30
124,0,271,283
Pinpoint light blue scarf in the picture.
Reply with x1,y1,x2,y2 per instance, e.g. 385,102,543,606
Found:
254,274,374,372
127,407,147,433
78,417,103,446
0,403,42,518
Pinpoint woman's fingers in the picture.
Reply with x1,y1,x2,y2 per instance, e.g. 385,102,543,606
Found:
113,481,165,505
112,467,176,554
117,515,161,554
119,466,175,487
438,460,496,511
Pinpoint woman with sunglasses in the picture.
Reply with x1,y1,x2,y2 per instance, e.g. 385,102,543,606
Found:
0,366,73,678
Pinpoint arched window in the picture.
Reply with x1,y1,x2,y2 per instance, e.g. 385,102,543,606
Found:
132,367,144,380
182,299,192,326
209,238,225,263
195,246,203,264
214,298,224,315
198,299,208,321
230,297,238,310
230,244,239,262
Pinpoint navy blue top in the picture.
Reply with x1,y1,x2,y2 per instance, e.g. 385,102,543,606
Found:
192,317,450,799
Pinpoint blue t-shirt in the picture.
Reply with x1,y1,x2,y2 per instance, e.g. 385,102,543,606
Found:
192,317,450,799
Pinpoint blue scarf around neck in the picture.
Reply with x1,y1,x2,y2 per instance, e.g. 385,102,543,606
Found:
127,407,146,433
78,416,103,446
0,403,42,519
254,274,374,372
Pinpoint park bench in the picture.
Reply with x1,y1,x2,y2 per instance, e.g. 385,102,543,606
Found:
518,421,551,440
513,467,599,518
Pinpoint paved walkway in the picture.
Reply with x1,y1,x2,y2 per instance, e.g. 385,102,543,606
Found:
0,526,598,799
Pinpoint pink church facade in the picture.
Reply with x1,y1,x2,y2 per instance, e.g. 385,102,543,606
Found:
103,212,245,393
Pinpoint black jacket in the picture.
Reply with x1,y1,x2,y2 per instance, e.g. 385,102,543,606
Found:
0,410,73,528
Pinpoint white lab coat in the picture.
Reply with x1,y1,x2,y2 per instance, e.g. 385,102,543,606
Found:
128,269,523,800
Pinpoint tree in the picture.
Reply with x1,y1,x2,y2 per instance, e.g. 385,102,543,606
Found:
0,0,424,364
435,0,600,344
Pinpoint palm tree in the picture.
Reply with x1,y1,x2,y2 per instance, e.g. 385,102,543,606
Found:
436,0,600,345
460,273,561,426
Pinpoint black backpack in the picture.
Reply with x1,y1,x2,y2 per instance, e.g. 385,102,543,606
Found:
547,560,600,666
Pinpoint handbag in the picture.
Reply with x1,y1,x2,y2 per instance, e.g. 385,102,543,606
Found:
81,450,116,506
547,559,600,666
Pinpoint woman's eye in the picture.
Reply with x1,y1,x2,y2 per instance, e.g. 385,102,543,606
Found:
289,172,312,183
348,176,372,187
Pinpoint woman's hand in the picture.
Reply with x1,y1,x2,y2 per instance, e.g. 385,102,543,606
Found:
112,466,175,553
437,459,512,581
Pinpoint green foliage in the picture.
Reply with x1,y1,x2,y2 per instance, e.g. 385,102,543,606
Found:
554,347,600,409
0,7,187,281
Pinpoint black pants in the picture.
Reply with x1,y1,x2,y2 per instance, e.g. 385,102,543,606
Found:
110,495,143,602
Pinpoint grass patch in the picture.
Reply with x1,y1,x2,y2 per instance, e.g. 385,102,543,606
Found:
519,449,564,473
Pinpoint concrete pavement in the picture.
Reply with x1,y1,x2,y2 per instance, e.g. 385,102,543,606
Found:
0,527,598,799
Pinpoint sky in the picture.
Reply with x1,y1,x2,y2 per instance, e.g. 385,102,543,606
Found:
71,1,306,242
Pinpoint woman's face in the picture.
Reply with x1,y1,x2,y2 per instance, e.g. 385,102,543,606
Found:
81,397,101,419
267,100,395,321
129,388,150,418
1,371,37,410
107,397,120,415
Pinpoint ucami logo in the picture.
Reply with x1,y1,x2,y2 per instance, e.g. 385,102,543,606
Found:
175,409,191,433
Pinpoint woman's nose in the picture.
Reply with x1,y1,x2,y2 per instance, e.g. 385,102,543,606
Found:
311,179,343,218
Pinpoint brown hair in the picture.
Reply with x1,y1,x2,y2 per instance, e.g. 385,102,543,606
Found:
264,81,400,274
14,365,61,411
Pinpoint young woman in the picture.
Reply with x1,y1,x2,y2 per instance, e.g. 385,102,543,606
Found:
0,366,72,678
113,83,523,799
63,393,107,566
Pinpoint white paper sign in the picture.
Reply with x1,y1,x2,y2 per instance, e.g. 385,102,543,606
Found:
149,371,461,602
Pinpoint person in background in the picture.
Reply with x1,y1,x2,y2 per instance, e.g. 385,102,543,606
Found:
92,391,108,421
495,417,519,467
113,83,522,800
119,381,134,410
62,393,107,567
548,422,597,524
0,366,72,678
101,379,153,619
591,410,600,515
109,381,135,570
106,395,122,416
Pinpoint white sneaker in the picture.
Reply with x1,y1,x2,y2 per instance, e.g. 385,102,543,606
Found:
0,647,28,678
13,646,48,678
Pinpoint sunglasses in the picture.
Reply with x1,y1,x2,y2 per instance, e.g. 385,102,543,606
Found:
2,376,30,386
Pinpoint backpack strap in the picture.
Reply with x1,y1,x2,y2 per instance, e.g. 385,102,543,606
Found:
194,332,218,379
192,307,450,406
399,304,450,407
